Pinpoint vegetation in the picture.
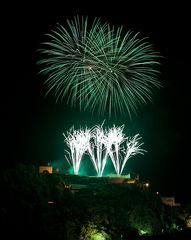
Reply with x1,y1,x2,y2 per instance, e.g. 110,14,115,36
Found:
0,164,190,239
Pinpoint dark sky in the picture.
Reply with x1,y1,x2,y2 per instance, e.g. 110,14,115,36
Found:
2,2,190,203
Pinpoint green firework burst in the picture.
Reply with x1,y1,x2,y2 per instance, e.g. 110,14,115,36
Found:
37,16,162,117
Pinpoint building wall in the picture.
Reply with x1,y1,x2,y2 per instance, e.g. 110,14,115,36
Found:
161,196,180,206
39,166,53,174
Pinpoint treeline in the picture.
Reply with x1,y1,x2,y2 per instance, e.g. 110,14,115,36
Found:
0,164,190,239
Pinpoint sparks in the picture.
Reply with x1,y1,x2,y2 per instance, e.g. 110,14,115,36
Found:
63,123,146,176
38,16,162,117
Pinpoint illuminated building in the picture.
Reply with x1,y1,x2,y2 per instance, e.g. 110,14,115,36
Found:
39,165,53,174
161,196,181,207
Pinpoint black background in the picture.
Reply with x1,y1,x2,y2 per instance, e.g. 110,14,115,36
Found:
2,2,190,203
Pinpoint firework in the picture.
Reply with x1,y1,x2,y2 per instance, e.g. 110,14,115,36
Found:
38,16,161,117
64,127,92,175
109,133,146,175
106,125,125,175
120,134,145,174
90,123,109,176
63,123,146,176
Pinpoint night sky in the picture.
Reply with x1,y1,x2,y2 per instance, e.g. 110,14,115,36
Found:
2,2,190,203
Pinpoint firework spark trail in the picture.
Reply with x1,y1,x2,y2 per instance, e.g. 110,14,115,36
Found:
64,127,92,175
106,125,125,175
90,124,109,176
38,16,162,117
120,134,146,175
63,124,145,176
